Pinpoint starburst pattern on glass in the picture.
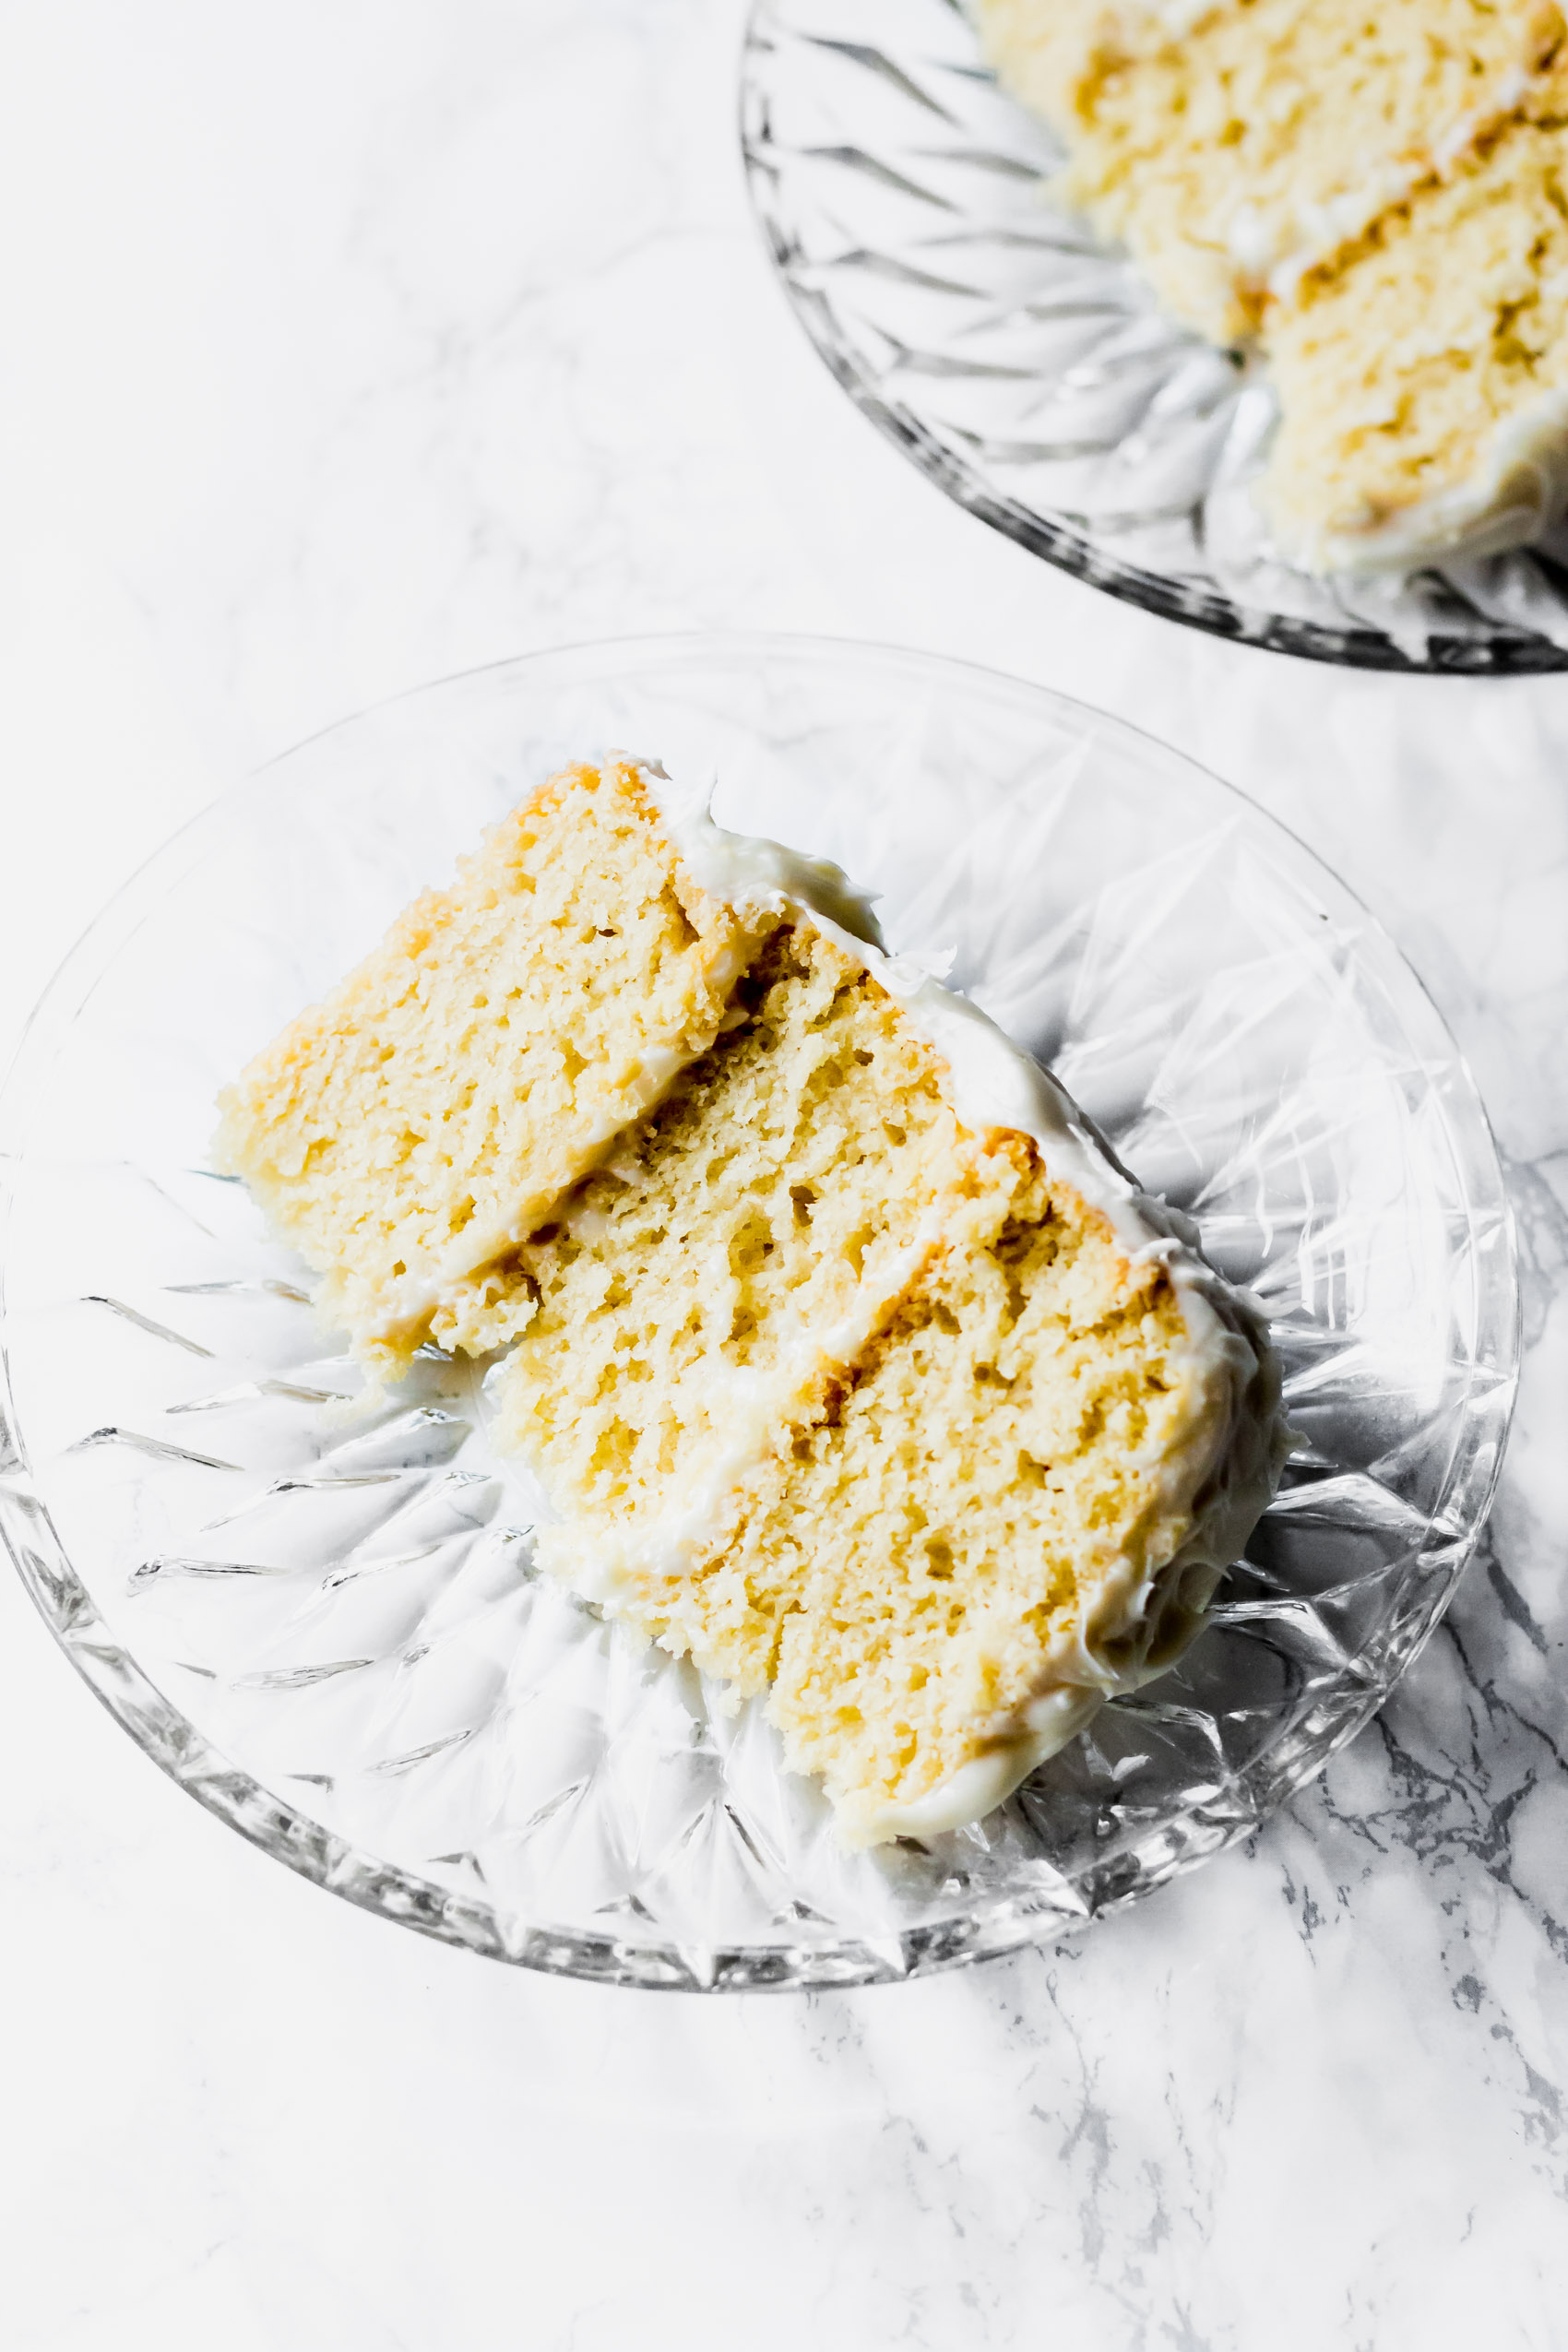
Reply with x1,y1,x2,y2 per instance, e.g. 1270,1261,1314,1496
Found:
0,640,1517,1988
741,0,1568,673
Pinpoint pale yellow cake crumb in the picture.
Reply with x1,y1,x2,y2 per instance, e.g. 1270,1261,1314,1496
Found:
1262,77,1568,562
214,760,773,1374
488,925,971,1538
978,0,1568,565
728,1157,1227,1846
979,0,1563,342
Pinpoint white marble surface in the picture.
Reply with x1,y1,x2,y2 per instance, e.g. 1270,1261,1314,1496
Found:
2,3,1565,2345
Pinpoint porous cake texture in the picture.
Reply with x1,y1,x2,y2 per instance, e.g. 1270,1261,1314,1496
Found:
493,1036,1275,1844
980,0,1563,340
214,760,775,1377
486,924,972,1569
977,0,1568,570
220,759,1284,1841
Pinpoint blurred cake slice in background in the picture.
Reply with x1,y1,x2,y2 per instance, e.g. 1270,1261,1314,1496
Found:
976,0,1568,571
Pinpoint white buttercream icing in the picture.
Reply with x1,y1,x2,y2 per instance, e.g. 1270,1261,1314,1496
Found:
1126,0,1228,35
540,1202,950,1610
1261,164,1415,305
1277,386,1568,576
1203,59,1541,324
849,1689,1107,1845
1216,67,1545,315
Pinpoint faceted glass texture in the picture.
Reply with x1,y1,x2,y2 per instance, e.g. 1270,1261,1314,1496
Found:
0,638,1517,1988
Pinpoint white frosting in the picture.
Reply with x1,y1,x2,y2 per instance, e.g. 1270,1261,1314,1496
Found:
1223,202,1278,282
1125,0,1227,35
1261,165,1415,305
536,759,1287,1843
540,1203,949,1607
1215,67,1544,315
1275,387,1568,576
849,1689,1106,1846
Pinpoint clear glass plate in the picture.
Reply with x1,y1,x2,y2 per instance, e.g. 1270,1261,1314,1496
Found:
0,636,1517,1988
741,0,1568,674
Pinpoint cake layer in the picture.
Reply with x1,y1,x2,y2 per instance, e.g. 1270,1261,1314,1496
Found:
979,0,1564,343
1262,74,1568,569
214,759,773,1373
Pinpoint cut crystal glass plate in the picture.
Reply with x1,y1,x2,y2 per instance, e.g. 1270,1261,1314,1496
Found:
741,0,1568,672
0,637,1517,1987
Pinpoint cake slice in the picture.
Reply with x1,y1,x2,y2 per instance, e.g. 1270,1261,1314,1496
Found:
979,0,1564,343
1261,73,1568,570
220,758,1285,1841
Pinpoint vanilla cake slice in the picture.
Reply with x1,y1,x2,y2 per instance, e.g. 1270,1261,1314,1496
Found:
220,757,1286,1843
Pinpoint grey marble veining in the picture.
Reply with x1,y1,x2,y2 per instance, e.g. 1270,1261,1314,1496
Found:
1,1,1564,2346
